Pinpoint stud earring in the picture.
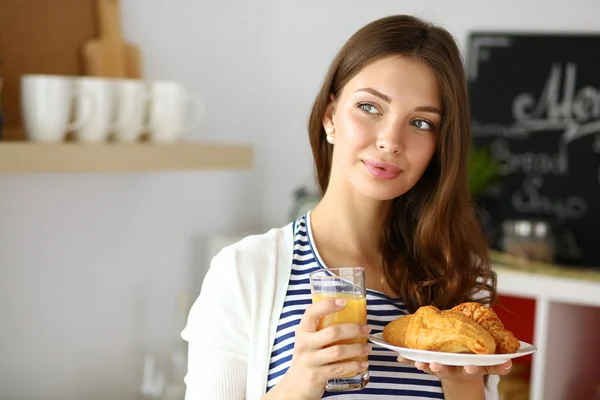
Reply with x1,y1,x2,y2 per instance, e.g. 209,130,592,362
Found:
325,126,335,144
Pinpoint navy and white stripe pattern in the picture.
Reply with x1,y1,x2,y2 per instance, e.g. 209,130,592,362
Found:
266,213,444,398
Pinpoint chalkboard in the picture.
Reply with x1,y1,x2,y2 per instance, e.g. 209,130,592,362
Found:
467,32,600,268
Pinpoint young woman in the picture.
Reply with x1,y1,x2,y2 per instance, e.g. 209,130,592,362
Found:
182,14,511,400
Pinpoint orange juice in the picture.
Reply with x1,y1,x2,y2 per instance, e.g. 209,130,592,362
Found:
312,292,368,365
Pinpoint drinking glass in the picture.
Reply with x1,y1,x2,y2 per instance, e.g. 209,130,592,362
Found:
309,267,369,392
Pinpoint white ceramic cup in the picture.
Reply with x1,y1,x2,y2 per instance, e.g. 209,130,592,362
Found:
146,80,205,142
72,77,116,143
21,74,92,142
112,79,149,142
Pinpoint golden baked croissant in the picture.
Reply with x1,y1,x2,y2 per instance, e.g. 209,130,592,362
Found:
383,314,412,348
451,302,520,354
382,302,521,355
404,306,496,354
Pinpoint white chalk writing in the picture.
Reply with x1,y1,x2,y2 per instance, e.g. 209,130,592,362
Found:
512,63,600,144
491,139,568,177
511,176,587,222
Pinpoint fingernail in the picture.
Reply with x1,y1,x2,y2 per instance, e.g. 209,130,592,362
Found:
505,363,512,371
430,365,440,372
335,299,346,306
363,325,371,333
364,345,371,353
360,362,369,368
465,367,476,374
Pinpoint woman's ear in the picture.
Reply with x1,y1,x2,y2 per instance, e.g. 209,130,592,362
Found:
322,93,336,129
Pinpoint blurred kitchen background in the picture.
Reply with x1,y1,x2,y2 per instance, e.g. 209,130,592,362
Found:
1,1,600,400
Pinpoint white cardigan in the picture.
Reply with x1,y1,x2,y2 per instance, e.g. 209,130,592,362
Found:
181,222,499,400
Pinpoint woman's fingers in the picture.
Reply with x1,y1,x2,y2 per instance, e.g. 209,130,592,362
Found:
398,357,514,379
311,343,371,365
310,322,371,349
397,356,414,365
285,299,371,398
483,360,512,376
297,298,346,333
428,362,449,375
414,361,433,374
321,359,369,380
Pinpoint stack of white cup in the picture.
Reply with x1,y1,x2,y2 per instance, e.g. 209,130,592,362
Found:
20,74,206,143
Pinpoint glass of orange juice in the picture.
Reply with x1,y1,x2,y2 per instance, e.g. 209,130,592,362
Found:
309,267,369,392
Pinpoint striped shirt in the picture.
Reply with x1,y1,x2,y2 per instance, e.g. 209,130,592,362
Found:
266,213,444,399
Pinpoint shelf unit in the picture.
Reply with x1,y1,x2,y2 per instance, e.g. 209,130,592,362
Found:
491,251,600,400
0,142,254,173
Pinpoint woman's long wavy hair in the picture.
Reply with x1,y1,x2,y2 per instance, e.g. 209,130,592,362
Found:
308,15,497,313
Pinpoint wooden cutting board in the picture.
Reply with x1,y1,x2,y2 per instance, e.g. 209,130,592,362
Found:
82,0,142,78
0,0,98,140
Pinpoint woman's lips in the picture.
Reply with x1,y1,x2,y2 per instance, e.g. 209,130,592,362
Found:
362,159,402,180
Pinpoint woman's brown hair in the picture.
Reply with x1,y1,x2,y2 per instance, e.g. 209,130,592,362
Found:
308,15,497,313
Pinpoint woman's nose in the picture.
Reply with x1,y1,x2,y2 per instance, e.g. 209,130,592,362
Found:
376,128,404,154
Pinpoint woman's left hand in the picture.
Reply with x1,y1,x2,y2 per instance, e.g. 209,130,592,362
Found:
397,356,512,381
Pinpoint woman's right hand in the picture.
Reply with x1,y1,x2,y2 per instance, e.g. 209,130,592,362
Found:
271,298,372,400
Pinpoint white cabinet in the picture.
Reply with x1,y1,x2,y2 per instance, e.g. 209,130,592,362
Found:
493,254,600,400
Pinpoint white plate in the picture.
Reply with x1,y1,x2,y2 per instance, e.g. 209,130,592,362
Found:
368,333,537,366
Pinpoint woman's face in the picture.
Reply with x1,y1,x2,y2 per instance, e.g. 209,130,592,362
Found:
324,55,441,201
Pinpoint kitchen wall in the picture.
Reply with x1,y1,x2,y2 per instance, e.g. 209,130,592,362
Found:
1,0,598,399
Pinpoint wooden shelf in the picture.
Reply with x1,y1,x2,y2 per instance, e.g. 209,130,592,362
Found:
491,250,600,307
494,264,600,307
0,142,253,173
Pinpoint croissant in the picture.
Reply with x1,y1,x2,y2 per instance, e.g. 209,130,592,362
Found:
383,314,412,348
451,302,520,354
404,306,496,354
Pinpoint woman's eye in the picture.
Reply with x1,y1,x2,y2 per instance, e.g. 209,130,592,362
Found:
411,119,435,130
358,103,379,114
